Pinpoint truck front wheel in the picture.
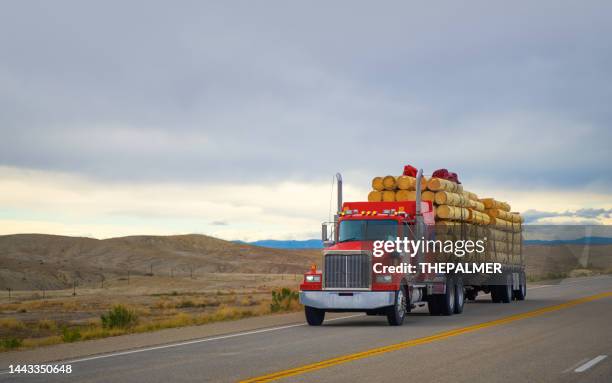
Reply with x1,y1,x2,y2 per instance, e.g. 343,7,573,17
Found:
305,306,325,326
386,288,407,326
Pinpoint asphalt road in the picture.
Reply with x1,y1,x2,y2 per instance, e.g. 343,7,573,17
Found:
1,276,611,383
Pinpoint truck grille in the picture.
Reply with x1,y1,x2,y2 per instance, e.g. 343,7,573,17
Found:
324,253,371,289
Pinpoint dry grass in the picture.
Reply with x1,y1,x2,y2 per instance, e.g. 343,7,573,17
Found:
0,287,301,352
21,336,63,348
36,319,57,331
0,318,25,330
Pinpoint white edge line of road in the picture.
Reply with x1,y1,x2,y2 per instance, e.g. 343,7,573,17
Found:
527,285,552,290
0,314,363,374
562,357,589,373
574,355,607,373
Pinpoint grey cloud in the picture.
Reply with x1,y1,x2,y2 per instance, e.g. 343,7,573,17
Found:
523,208,612,224
1,1,611,188
522,210,560,223
210,221,228,226
573,208,612,219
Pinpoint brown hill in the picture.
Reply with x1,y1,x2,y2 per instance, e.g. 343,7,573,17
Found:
0,234,321,290
2,234,610,291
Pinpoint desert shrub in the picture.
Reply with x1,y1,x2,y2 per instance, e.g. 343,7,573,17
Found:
569,269,593,278
1,337,22,350
62,301,79,311
61,327,81,343
0,318,25,330
240,297,257,306
101,305,138,329
205,298,220,307
154,299,173,309
37,319,57,331
176,300,195,308
270,288,299,313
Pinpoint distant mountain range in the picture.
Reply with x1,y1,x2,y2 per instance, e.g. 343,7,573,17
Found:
239,236,612,249
237,239,323,249
0,234,321,290
523,237,612,245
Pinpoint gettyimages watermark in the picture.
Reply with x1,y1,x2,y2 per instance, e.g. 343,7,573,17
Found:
371,237,503,274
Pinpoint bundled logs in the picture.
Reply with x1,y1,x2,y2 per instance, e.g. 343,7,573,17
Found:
427,177,463,193
480,198,511,212
485,208,522,223
368,170,523,264
368,174,523,232
369,175,427,202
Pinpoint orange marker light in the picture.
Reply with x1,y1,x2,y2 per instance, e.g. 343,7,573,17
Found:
310,263,317,273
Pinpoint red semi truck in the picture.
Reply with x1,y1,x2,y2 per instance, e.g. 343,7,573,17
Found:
299,171,526,326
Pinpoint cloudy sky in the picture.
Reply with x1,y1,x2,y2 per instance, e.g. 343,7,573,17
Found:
1,1,611,240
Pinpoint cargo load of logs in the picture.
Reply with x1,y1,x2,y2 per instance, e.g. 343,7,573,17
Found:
368,168,523,264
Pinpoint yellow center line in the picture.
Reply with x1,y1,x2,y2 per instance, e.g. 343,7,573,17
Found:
239,291,612,383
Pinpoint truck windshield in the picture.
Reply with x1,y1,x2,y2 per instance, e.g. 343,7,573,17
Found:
338,219,398,243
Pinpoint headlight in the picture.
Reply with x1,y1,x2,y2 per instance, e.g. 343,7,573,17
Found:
375,275,393,283
305,274,321,282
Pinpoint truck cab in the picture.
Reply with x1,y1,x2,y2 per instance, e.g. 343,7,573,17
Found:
300,200,437,326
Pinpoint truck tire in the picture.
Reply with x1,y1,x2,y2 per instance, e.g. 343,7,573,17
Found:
453,276,464,314
499,273,513,303
428,295,441,315
514,271,527,301
490,285,501,303
428,276,455,316
305,306,325,326
386,288,407,326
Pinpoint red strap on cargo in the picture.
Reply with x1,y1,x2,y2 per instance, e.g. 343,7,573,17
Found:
403,165,418,177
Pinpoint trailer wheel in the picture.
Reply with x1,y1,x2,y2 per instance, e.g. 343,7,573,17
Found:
305,306,325,326
499,273,513,303
427,295,441,315
453,276,464,314
490,285,501,303
428,276,455,316
514,271,527,301
386,288,407,326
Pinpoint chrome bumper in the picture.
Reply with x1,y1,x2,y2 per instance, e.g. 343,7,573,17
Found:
300,291,395,310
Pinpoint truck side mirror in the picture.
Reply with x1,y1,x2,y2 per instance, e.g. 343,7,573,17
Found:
322,223,335,247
